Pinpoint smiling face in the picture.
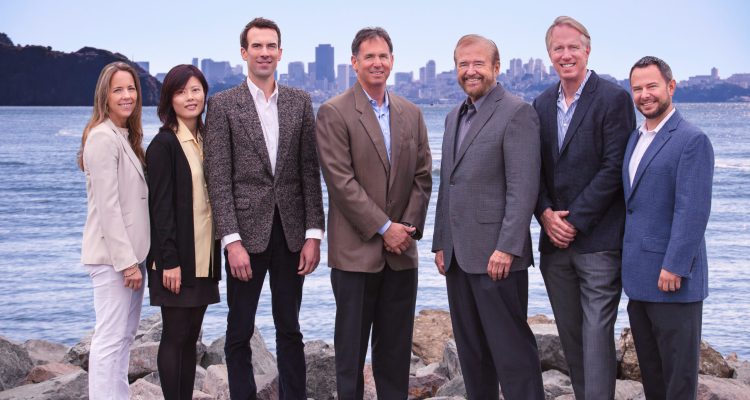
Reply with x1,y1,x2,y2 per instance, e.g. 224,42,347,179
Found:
107,70,137,128
455,41,499,102
548,24,590,86
630,64,675,125
241,27,282,84
172,76,205,124
351,36,393,94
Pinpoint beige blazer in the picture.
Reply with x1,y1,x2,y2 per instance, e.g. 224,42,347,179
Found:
316,82,432,273
81,119,150,271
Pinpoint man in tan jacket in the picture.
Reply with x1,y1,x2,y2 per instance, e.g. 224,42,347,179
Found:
316,27,432,400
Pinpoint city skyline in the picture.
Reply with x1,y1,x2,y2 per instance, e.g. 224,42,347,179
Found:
2,0,749,82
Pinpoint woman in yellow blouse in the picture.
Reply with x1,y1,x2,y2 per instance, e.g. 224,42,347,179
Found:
146,64,220,400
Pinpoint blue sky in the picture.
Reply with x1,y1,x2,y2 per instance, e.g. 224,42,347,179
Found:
2,0,748,81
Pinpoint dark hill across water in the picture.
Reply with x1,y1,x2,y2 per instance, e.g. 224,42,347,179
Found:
0,34,160,106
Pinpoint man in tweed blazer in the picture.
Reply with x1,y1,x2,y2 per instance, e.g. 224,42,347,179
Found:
204,18,324,400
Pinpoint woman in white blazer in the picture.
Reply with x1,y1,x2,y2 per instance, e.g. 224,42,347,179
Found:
78,61,149,400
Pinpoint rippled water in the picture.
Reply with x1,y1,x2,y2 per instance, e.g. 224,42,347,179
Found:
0,103,747,359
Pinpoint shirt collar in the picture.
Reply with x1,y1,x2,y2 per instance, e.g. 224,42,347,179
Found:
364,88,389,111
639,107,676,135
175,118,197,143
557,69,592,101
246,77,278,103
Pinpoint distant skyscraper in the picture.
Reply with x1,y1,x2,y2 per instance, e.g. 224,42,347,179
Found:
336,64,355,90
426,60,436,85
192,58,199,68
509,58,523,79
315,44,335,84
307,62,316,85
419,66,426,83
533,58,544,81
395,72,413,86
201,59,233,83
135,61,150,74
711,67,719,80
288,61,306,88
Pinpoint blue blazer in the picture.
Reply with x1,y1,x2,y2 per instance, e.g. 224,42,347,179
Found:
622,110,714,303
533,71,636,254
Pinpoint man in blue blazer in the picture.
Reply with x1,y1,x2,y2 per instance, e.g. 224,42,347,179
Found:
533,16,635,399
624,56,714,400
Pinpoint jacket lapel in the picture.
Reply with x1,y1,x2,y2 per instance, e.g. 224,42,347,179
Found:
388,96,404,190
453,84,503,171
235,81,273,176
622,128,639,201
628,111,682,200
275,86,293,177
105,119,145,181
559,72,599,157
444,108,459,172
354,82,390,175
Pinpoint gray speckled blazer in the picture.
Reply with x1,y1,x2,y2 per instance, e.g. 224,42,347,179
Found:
204,81,324,253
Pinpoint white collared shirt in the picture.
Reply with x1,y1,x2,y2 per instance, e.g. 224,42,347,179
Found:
221,78,322,248
628,107,676,186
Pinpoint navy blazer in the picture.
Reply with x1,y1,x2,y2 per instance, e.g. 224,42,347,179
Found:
622,110,714,302
146,128,222,287
533,71,636,254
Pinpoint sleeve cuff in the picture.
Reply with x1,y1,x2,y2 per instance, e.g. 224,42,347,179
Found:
377,220,392,236
221,233,242,249
305,229,324,240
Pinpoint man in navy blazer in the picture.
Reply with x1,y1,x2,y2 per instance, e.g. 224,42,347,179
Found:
533,16,635,399
624,56,714,400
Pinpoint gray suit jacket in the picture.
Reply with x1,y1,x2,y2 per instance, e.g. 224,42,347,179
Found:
204,81,324,253
432,84,541,274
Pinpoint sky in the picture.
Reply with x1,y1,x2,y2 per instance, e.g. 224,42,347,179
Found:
2,0,749,82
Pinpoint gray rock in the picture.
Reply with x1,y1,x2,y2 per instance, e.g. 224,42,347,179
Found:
134,312,164,343
542,369,573,398
614,379,645,400
416,362,446,378
22,339,68,365
203,364,230,400
201,334,226,368
617,328,641,381
128,341,160,381
697,375,750,399
699,341,733,378
256,373,280,400
412,309,454,365
202,327,276,376
530,323,568,373
62,332,92,370
726,353,750,385
304,340,337,400
438,340,462,380
194,365,207,391
192,390,214,400
435,375,467,398
409,372,449,399
129,378,164,399
0,336,35,390
410,352,427,376
0,369,88,400
23,362,81,384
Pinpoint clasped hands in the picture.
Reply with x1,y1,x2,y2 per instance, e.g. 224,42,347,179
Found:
383,222,416,255
226,238,321,282
540,208,577,248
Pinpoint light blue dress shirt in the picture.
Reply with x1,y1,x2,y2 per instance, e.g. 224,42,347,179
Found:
362,89,394,235
556,69,592,149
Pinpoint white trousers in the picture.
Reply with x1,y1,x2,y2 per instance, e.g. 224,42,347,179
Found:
85,263,144,400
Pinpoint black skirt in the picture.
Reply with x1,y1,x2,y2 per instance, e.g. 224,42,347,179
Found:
148,268,220,307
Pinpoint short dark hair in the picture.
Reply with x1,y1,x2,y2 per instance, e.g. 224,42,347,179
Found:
351,27,393,56
630,56,673,83
240,17,281,49
157,64,209,133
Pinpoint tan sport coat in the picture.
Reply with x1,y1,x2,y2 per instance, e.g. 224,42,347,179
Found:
81,119,150,271
316,82,432,273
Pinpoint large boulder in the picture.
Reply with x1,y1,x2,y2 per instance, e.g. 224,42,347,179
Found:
529,322,568,373
203,364,230,400
128,378,164,399
256,373,280,400
0,336,35,390
438,340,462,380
726,353,750,385
304,340,337,400
412,309,454,364
408,373,449,399
23,362,82,384
697,375,750,399
614,379,645,400
202,328,276,375
0,369,88,400
62,332,92,370
22,340,68,365
699,341,733,378
434,375,467,398
542,369,573,398
128,341,160,381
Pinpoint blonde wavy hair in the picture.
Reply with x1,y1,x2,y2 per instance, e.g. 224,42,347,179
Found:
78,61,145,171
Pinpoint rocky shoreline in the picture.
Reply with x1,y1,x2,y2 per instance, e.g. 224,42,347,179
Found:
1,309,748,399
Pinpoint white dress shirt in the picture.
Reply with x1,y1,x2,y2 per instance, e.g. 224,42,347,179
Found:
221,78,322,248
628,107,676,186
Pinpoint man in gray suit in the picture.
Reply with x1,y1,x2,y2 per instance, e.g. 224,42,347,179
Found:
204,18,324,400
432,34,544,400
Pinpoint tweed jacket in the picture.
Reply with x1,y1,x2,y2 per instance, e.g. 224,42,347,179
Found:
316,82,432,273
204,81,324,253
